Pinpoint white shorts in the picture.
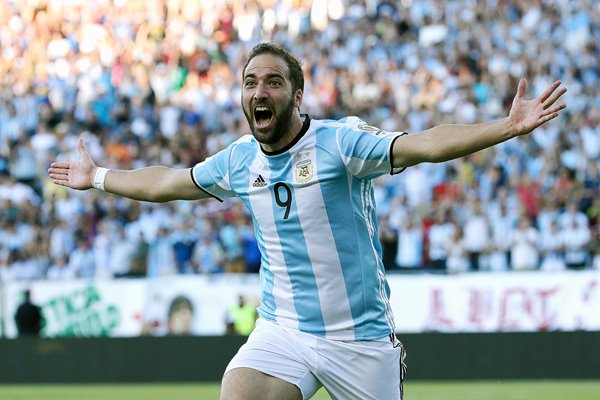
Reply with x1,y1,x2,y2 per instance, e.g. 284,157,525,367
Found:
225,318,406,400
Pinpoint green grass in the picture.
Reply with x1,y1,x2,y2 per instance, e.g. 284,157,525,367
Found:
0,381,599,400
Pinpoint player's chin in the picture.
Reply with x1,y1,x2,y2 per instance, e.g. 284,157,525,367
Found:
252,128,278,145
252,121,278,143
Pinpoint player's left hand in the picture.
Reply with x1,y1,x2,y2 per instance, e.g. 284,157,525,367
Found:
508,79,567,137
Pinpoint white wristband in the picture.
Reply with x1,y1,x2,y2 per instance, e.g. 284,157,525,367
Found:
92,167,110,191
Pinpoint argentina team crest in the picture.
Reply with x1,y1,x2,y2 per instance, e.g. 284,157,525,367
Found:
294,152,313,183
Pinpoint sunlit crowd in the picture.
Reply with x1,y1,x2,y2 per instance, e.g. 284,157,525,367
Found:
0,0,598,282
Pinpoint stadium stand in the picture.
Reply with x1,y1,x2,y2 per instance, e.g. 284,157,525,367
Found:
0,0,598,281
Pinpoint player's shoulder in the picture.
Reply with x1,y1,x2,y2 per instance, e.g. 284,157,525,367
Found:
231,134,256,146
201,134,257,167
312,116,395,142
225,134,259,154
311,116,366,131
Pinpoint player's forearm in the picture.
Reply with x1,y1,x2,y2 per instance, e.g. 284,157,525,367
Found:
394,117,515,167
423,118,515,161
103,166,193,202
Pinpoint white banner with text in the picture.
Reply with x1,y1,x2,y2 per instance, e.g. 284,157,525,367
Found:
2,271,599,337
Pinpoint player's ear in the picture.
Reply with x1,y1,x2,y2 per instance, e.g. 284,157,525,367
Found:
294,89,303,108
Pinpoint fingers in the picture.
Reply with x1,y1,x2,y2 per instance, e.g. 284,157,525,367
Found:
48,167,70,182
538,100,566,125
533,102,566,132
48,166,69,176
538,111,560,126
50,178,69,187
516,78,527,99
77,137,86,153
543,103,567,116
47,164,71,181
77,136,95,166
538,80,563,103
49,162,71,169
542,85,567,109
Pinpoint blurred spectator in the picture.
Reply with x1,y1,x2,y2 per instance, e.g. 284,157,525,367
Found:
515,174,541,221
539,220,566,272
93,220,113,279
510,216,540,271
427,208,454,271
129,231,150,277
49,219,75,261
446,225,469,274
558,201,590,230
562,218,592,270
220,212,245,273
23,227,50,279
192,231,225,274
108,225,137,278
378,214,398,271
46,255,76,280
14,289,44,337
0,176,39,206
402,164,432,210
8,249,40,281
241,216,261,273
394,216,423,270
537,197,562,235
487,200,517,272
147,226,177,277
68,237,95,278
0,250,17,282
463,200,490,271
171,220,198,274
226,295,258,336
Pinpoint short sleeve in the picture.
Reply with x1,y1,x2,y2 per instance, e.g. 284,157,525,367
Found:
336,117,406,179
191,146,236,201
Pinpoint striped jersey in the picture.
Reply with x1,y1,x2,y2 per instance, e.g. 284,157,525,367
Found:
192,115,405,340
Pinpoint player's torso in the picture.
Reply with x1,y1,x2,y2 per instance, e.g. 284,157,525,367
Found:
225,120,391,340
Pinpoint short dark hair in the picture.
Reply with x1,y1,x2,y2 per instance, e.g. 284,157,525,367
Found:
243,42,304,94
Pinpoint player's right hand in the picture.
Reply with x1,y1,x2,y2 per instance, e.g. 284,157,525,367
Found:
48,137,97,190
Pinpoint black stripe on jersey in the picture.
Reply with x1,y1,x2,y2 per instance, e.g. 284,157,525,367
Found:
189,168,224,202
390,131,408,175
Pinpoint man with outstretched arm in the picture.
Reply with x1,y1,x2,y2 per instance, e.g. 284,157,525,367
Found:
49,42,566,400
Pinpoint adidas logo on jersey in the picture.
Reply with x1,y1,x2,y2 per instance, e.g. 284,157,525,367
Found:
252,175,267,187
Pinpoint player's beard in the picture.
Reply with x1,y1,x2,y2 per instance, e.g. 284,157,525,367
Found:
243,96,296,146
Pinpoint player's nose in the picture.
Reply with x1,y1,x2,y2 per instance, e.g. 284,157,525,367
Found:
253,82,268,100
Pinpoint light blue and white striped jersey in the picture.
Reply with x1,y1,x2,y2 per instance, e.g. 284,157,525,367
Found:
192,115,406,340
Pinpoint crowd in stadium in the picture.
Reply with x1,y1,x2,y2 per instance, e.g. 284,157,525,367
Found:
0,0,598,282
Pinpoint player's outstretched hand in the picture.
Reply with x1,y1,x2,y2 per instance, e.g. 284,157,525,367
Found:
509,78,567,137
48,137,97,190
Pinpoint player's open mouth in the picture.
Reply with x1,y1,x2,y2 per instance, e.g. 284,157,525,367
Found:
254,106,273,128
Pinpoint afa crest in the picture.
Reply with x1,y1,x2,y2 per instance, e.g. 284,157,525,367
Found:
294,159,313,183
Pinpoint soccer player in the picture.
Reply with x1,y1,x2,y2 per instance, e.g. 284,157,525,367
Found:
48,42,567,400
